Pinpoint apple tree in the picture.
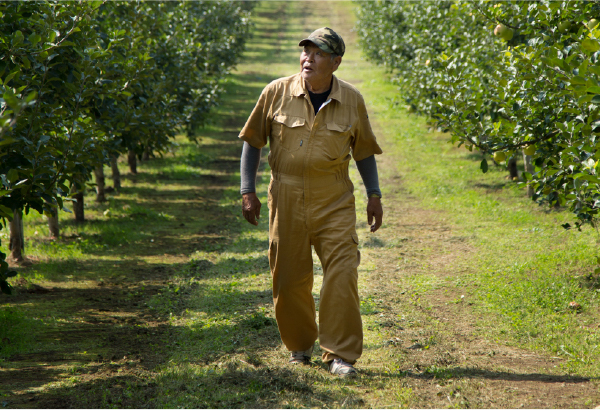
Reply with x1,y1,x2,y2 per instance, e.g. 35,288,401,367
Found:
0,1,114,259
0,0,254,269
91,1,253,174
357,0,600,230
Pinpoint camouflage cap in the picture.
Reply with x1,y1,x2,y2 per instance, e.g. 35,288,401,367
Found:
298,27,345,57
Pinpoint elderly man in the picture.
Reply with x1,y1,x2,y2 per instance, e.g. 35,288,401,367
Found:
239,27,383,377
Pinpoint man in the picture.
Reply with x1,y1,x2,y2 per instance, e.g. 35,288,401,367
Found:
239,27,383,377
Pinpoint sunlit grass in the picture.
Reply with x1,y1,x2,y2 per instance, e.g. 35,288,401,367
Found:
350,16,600,377
2,1,599,407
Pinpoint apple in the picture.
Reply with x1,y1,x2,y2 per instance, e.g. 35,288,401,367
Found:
523,144,536,156
589,19,599,29
494,24,514,41
558,21,572,33
503,29,514,41
493,151,506,162
493,24,504,36
543,186,552,195
568,301,582,310
425,59,431,66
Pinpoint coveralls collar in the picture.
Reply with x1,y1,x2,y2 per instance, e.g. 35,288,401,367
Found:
292,73,343,103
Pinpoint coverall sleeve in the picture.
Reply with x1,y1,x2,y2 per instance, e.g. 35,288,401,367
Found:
238,85,272,149
350,94,383,162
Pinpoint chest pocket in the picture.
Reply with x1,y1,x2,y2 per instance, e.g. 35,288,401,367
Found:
319,122,353,159
272,114,307,153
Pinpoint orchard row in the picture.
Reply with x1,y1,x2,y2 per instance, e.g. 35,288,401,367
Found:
357,0,600,230
0,1,253,294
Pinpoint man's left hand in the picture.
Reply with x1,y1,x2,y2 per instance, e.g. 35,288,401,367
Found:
367,197,383,233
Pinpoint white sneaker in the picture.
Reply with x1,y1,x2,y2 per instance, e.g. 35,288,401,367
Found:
289,346,313,364
329,358,357,377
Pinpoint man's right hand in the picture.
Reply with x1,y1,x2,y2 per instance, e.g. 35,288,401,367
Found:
242,192,262,226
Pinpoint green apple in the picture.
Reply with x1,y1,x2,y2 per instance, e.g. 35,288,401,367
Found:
589,19,599,29
558,21,572,33
494,24,514,41
523,144,536,156
493,151,506,162
493,24,505,36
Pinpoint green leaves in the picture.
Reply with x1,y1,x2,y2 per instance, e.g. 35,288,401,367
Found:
12,30,24,47
480,158,489,173
357,0,600,229
28,32,42,46
587,86,600,94
581,38,600,52
6,169,19,183
0,1,254,294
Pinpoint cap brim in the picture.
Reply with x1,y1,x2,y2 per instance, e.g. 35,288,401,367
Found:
298,38,335,54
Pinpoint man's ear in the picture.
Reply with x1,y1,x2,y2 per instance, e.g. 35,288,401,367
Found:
333,56,342,72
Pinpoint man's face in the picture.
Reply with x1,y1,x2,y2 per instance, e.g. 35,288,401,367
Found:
300,43,342,87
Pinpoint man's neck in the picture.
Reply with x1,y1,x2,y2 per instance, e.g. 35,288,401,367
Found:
304,76,333,94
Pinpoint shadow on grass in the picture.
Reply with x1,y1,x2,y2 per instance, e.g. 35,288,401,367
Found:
11,364,362,409
362,367,595,384
472,181,510,192
1,4,289,408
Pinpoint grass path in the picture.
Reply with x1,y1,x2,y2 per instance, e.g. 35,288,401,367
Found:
1,1,599,408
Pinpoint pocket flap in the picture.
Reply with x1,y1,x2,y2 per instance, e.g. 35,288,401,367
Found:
326,122,350,132
273,114,305,128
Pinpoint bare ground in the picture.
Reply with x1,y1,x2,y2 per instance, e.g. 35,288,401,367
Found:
1,2,599,408
356,155,600,407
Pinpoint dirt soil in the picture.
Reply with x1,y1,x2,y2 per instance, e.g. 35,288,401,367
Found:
358,150,600,408
320,1,600,408
0,149,243,408
1,2,600,409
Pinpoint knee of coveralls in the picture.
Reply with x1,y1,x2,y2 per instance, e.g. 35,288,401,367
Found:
268,180,318,352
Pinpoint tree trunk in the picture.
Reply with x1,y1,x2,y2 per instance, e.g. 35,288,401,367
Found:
48,208,59,239
74,191,85,223
142,145,151,161
111,155,121,190
128,149,137,174
523,151,534,198
508,156,519,180
94,165,106,202
9,209,24,262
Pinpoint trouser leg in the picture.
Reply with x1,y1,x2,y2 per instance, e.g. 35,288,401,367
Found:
269,236,317,352
307,181,363,364
269,181,318,352
313,224,362,364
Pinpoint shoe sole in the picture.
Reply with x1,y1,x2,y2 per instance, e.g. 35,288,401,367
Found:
289,359,311,365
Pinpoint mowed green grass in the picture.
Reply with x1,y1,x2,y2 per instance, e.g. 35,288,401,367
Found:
147,0,600,407
1,1,599,408
349,25,600,379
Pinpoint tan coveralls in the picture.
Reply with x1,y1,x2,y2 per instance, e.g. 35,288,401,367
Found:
239,73,382,363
